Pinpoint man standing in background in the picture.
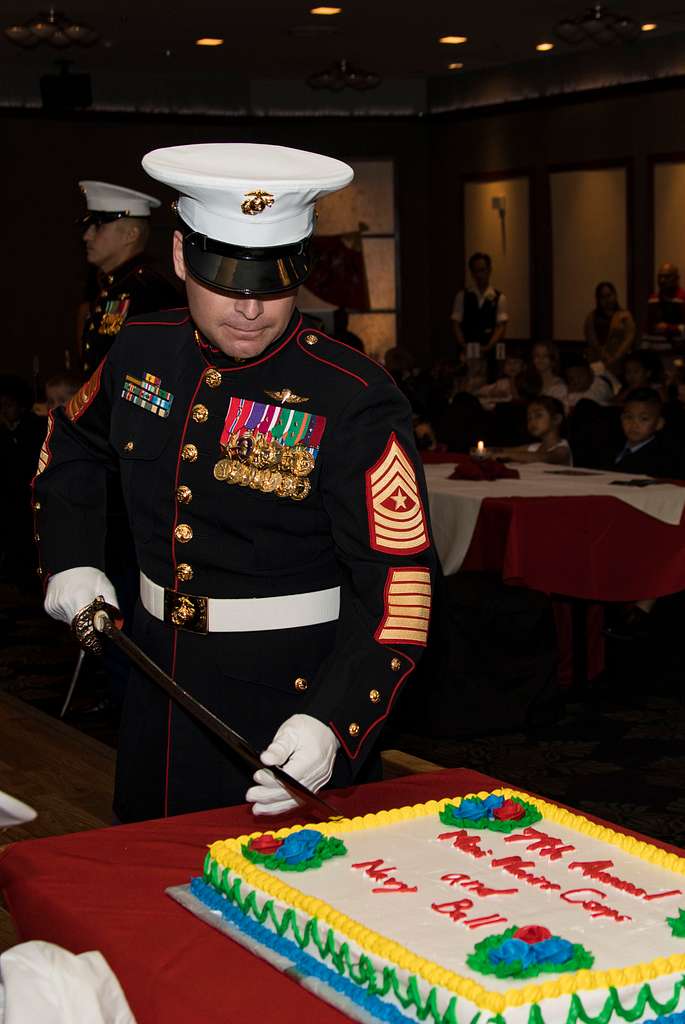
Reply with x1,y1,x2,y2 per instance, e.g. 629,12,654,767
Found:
79,181,180,374
451,251,508,382
646,262,685,342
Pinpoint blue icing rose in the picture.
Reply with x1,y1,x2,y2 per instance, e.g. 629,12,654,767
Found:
454,798,487,821
274,829,322,864
532,937,574,964
488,938,536,969
482,794,505,816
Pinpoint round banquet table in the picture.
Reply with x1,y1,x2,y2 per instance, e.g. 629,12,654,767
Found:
462,493,685,602
422,454,685,603
1,767,684,1024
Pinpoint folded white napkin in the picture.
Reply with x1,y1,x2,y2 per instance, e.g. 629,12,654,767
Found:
0,792,36,829
0,942,136,1023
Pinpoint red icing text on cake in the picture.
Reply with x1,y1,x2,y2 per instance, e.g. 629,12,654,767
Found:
504,827,576,861
567,860,681,901
351,859,418,894
437,830,488,859
431,898,508,930
489,855,561,891
440,872,518,898
560,887,632,922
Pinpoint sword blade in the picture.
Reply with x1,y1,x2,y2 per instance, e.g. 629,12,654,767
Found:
94,614,340,821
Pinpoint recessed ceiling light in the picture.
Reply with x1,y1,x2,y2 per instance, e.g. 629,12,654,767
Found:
448,62,464,70
195,37,224,46
641,22,657,31
439,35,467,45
536,41,554,51
310,6,342,13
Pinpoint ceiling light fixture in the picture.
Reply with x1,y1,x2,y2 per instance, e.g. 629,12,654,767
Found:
641,22,657,31
310,6,342,13
536,41,555,51
195,37,224,46
439,35,467,44
307,57,380,90
555,5,640,45
448,62,464,69
4,7,98,48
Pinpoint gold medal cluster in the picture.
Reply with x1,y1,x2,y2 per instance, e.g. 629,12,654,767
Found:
213,430,315,502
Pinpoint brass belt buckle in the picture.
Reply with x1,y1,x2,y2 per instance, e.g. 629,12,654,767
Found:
163,589,209,634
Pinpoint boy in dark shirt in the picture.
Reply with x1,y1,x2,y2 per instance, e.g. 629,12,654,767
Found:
609,387,681,478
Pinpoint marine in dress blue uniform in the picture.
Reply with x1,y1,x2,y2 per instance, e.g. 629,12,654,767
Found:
36,145,436,823
79,182,180,374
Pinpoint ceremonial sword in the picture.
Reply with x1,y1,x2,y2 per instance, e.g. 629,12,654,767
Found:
92,609,341,821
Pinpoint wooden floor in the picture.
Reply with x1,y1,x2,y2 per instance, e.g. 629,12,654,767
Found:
0,692,441,953
0,691,115,951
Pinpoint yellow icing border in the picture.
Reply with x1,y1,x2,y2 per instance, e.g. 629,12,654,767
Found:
207,788,685,1014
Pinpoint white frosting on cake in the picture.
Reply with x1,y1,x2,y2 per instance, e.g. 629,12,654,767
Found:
203,792,685,1024
259,812,684,991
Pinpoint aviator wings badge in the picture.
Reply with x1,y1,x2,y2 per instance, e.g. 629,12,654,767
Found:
264,388,309,405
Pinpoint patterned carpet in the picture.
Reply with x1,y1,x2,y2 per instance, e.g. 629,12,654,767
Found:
1,580,684,847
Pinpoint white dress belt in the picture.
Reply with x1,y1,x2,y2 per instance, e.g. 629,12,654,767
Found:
139,571,340,632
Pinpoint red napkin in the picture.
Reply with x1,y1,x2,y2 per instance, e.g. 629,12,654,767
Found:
448,459,520,481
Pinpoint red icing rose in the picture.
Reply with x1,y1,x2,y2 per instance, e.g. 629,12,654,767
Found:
514,925,552,944
493,799,526,821
249,834,283,854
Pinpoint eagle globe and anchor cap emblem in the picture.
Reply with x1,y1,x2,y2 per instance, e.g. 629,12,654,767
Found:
241,190,275,216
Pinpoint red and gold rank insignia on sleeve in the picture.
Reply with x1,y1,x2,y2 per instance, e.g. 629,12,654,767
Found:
65,361,105,423
375,566,431,645
366,433,429,554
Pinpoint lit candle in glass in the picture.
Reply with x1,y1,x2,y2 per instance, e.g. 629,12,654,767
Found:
470,439,488,461
477,440,485,455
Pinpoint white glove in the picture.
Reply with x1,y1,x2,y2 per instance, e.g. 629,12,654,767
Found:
44,567,120,626
246,714,340,816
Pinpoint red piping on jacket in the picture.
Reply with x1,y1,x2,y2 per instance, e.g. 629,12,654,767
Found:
330,648,416,759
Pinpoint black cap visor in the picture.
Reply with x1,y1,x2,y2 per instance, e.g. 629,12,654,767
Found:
182,231,312,296
79,211,148,230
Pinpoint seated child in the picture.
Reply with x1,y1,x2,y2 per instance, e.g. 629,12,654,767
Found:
564,356,615,409
605,387,682,478
494,395,572,465
614,350,665,403
478,352,525,405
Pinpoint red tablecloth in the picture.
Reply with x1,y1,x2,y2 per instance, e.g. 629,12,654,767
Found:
462,495,685,601
423,453,685,601
2,768,683,1023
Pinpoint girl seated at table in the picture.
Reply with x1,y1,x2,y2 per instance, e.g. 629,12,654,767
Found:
494,396,572,465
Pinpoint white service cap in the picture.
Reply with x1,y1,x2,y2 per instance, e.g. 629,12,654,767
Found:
79,180,162,217
141,143,353,295
142,143,353,247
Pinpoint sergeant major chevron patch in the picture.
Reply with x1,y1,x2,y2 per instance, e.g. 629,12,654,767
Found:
365,433,429,554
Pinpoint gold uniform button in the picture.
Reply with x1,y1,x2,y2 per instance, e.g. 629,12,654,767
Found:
390,657,402,672
192,403,209,423
348,722,360,737
204,369,222,388
123,440,134,452
176,562,194,582
176,485,192,505
294,677,308,692
369,689,381,704
181,443,198,462
175,523,193,543
303,333,318,346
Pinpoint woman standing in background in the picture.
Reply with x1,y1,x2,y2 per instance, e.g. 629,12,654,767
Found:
584,282,636,371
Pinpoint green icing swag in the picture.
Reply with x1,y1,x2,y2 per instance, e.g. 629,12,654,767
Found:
202,854,685,1024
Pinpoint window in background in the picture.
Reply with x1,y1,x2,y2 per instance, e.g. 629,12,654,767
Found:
654,161,685,280
463,175,531,339
298,160,397,361
550,166,627,342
